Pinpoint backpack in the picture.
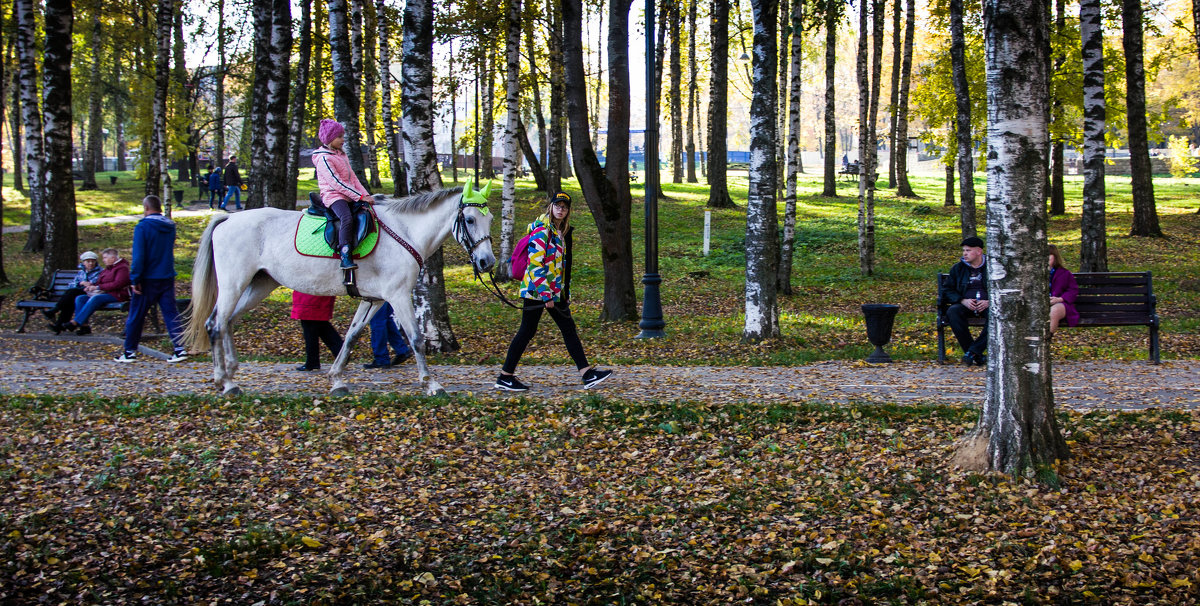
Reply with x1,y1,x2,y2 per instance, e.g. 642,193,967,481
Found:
509,231,534,280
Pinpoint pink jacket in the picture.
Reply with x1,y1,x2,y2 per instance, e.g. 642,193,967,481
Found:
291,291,336,321
312,146,369,207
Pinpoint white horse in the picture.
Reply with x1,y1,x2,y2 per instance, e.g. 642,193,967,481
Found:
183,184,496,397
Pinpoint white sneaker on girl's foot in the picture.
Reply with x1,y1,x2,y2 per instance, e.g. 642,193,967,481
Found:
582,368,613,389
495,374,530,391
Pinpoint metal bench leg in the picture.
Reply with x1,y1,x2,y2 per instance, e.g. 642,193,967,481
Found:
1150,324,1160,364
17,310,33,334
937,324,947,364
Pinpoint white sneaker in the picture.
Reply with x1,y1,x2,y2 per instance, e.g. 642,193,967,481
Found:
114,352,138,363
167,351,189,363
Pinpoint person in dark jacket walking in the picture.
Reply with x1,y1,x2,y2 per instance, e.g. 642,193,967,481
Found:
941,236,989,366
292,291,343,371
62,248,130,336
220,156,242,211
206,164,224,209
46,251,103,333
116,195,188,363
363,303,412,369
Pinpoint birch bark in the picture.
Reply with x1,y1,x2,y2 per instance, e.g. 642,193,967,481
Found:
330,0,369,184
894,0,917,197
778,0,803,294
286,0,313,208
377,0,405,196
40,0,79,286
745,0,779,342
151,0,172,215
707,0,734,208
1079,0,1108,270
499,0,522,279
950,0,976,237
15,0,44,253
821,1,838,197
686,0,698,183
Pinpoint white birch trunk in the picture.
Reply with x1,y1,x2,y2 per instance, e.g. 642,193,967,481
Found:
499,0,522,280
1079,0,1107,271
15,0,45,253
744,0,779,343
778,0,803,294
153,0,173,217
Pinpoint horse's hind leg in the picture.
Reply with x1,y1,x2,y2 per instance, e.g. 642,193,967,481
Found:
387,296,445,396
327,300,382,396
212,272,278,396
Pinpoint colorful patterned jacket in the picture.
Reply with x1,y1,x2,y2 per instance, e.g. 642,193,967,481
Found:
519,214,565,302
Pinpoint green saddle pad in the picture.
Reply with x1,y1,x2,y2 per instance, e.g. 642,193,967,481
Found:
294,211,380,259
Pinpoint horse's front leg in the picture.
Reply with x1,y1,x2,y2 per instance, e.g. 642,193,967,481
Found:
387,296,445,396
327,300,382,396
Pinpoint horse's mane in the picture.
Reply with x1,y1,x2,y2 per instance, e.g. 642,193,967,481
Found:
377,186,463,214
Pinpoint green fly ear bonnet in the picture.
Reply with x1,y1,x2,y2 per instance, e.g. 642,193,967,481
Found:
461,178,492,214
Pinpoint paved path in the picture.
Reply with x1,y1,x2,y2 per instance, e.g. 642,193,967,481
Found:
1,334,1196,411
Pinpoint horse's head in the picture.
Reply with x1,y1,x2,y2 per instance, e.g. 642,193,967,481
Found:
455,179,496,274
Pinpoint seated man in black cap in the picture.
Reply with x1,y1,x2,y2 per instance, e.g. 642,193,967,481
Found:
943,236,989,366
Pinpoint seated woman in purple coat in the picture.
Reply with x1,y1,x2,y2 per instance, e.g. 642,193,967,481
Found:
1049,244,1080,335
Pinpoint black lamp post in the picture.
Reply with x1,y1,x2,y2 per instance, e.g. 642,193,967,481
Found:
638,0,666,339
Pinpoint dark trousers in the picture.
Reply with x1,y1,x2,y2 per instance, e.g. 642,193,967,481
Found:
123,278,184,355
368,302,410,365
300,320,343,369
51,287,86,325
946,303,988,356
502,299,589,374
328,199,355,252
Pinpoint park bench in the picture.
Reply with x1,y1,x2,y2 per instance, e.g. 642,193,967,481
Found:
14,269,181,335
839,162,878,183
936,271,1160,364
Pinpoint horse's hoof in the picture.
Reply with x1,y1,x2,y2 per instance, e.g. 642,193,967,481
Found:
223,386,242,397
330,386,351,397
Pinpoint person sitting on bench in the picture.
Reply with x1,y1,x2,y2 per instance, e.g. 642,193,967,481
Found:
943,236,989,366
46,251,102,334
60,248,129,336
1048,244,1080,335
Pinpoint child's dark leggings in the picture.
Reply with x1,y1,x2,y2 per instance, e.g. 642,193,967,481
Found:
501,299,589,374
300,320,343,369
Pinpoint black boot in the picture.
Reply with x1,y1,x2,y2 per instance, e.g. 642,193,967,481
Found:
339,245,358,269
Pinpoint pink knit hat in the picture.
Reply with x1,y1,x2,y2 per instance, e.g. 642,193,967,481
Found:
318,119,345,145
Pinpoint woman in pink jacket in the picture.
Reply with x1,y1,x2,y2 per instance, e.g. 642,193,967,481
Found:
312,119,373,269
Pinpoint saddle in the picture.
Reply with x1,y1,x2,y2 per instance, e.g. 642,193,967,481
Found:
306,192,376,250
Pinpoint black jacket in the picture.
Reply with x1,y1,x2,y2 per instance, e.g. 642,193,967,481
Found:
942,258,987,305
223,162,242,187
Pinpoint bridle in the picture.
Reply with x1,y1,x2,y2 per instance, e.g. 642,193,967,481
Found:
453,199,493,256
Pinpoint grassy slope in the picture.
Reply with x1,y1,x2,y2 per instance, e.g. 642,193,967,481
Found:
2,169,1198,365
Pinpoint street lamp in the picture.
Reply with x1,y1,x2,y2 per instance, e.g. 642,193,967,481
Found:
638,0,666,339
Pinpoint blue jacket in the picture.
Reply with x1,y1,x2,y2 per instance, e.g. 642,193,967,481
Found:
130,213,177,284
69,264,103,289
207,169,223,191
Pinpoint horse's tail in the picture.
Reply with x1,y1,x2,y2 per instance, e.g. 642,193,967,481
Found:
182,214,228,353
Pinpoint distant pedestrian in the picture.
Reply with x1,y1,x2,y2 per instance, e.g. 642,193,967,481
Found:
291,291,343,372
495,192,613,392
115,195,188,363
206,164,224,209
221,156,242,211
363,303,412,369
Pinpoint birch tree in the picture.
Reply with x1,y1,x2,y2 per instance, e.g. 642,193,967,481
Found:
953,0,1068,476
669,1,683,183
1123,0,1160,237
247,0,292,209
378,0,405,196
707,0,735,208
150,0,172,214
214,0,226,173
778,0,804,294
40,0,78,287
894,0,917,197
330,0,368,184
499,0,521,279
286,0,313,208
403,0,458,352
563,0,638,321
950,0,976,237
744,0,779,343
821,0,840,197
856,0,881,276
888,0,900,187
15,0,45,253
686,0,699,183
1079,0,1107,270
363,1,382,188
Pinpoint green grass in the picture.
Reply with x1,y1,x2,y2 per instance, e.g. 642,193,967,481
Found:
2,168,1198,365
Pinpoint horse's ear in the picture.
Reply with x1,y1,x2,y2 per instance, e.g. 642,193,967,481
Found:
463,177,475,194
480,180,492,199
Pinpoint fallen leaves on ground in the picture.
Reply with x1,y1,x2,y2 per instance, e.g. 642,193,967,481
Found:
1,393,1197,604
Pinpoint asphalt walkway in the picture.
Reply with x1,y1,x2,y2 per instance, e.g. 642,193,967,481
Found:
1,333,1195,411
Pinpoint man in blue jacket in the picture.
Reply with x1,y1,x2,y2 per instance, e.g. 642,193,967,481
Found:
117,195,188,363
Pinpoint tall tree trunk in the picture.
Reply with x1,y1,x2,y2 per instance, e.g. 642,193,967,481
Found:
821,0,838,197
1049,0,1065,215
312,0,326,142
401,0,457,352
247,0,292,210
378,0,405,196
15,0,44,252
499,0,522,279
6,38,24,192
172,5,190,190
350,0,363,99
944,153,956,206
0,29,6,285
150,0,172,215
39,0,79,287
527,21,547,173
775,0,789,196
362,0,382,188
1079,0,1108,270
80,2,102,191
330,0,368,184
517,118,548,190
950,0,976,237
591,4,605,149
563,0,637,321
745,0,779,342
481,48,497,180
1123,0,1160,237
547,2,564,190
895,0,917,196
856,0,877,276
449,41,458,184
670,0,683,183
888,0,900,187
286,0,313,208
707,0,734,207
778,0,803,294
686,0,698,183
214,0,225,174
954,0,1068,476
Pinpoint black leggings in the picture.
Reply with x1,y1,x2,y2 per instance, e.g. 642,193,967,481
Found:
300,320,343,369
328,199,355,252
502,299,589,374
51,287,86,325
